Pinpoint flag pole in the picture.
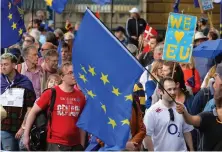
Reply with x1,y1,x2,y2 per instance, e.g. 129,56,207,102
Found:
31,0,34,28
110,0,114,29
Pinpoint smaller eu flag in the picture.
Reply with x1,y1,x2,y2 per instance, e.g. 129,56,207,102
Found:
45,0,67,14
1,0,25,48
194,0,199,7
92,0,111,5
73,8,144,150
173,0,180,13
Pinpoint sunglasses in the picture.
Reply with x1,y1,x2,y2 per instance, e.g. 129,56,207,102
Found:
168,108,174,121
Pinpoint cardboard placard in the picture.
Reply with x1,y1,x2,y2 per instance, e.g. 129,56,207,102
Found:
163,13,197,63
198,0,214,13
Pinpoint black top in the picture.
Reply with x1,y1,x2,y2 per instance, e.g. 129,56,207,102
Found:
126,17,146,46
198,111,222,151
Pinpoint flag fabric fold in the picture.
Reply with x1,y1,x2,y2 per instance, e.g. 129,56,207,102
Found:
72,8,144,150
45,0,67,14
1,0,25,48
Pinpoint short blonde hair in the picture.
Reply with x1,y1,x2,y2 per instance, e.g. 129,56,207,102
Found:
58,62,73,76
1,53,17,63
64,32,74,40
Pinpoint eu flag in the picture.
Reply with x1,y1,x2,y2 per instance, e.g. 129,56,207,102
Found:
45,0,67,14
92,0,111,5
1,0,25,48
72,9,144,150
194,0,199,7
173,0,180,13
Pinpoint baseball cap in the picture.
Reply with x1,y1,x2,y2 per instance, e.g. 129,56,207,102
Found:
129,7,139,13
112,26,126,34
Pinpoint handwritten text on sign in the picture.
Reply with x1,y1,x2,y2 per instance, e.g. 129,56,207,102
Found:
200,0,214,12
163,13,197,63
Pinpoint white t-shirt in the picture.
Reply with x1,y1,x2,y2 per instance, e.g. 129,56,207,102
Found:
143,100,193,151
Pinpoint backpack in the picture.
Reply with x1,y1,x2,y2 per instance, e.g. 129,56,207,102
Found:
30,88,56,151
201,88,210,111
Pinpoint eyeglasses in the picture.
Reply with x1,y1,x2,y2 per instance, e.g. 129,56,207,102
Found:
168,108,174,121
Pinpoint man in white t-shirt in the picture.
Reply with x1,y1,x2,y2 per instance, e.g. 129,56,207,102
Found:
143,77,194,151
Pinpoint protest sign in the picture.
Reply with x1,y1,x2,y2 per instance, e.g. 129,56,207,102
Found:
198,0,214,13
163,13,197,63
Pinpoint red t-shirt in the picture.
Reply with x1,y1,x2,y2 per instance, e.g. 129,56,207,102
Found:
36,86,86,146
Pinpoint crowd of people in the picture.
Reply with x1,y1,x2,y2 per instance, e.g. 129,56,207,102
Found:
0,7,222,151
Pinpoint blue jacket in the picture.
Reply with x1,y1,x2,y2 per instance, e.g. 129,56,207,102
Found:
204,99,215,112
194,57,214,83
191,88,214,115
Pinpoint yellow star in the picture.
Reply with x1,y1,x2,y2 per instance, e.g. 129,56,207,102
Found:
100,72,110,85
88,65,96,76
80,64,87,74
121,119,130,126
87,89,96,98
45,0,52,6
100,102,106,113
11,22,17,30
112,86,121,96
17,6,24,18
8,13,12,20
108,117,117,129
18,28,23,35
8,2,11,9
79,73,87,83
124,94,133,101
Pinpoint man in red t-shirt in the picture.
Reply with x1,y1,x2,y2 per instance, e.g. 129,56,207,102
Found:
23,62,86,151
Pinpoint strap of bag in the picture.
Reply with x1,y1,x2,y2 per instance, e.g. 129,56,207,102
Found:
192,68,196,87
201,88,210,111
47,88,56,138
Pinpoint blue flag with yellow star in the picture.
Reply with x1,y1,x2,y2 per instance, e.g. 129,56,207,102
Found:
72,8,144,150
45,0,67,14
1,0,25,48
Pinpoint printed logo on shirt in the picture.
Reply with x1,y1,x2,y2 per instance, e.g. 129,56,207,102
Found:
60,97,81,104
57,104,80,117
155,107,162,113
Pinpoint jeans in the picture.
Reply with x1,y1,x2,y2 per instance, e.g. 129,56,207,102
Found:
47,143,84,151
1,131,19,151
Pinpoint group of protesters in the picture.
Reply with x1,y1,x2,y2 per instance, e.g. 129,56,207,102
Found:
1,6,222,151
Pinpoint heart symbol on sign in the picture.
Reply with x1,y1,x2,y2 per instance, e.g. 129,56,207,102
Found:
174,31,184,43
